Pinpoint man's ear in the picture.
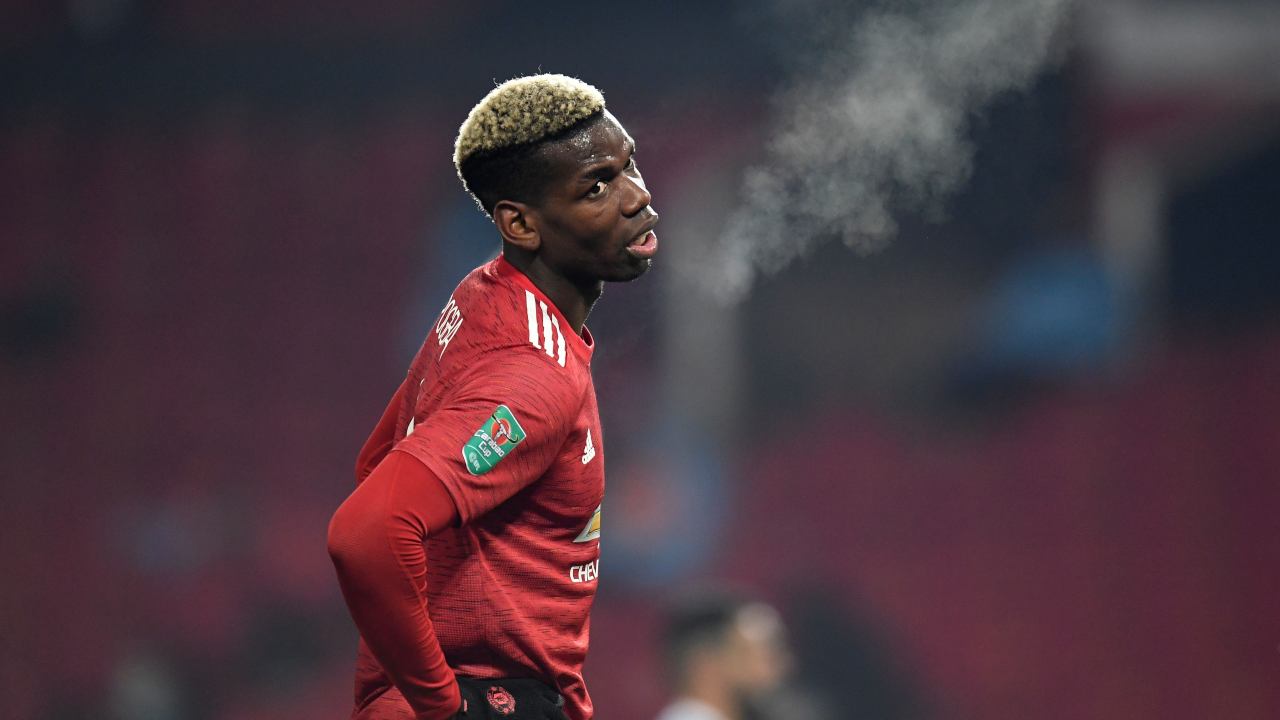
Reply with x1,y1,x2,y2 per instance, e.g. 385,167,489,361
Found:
492,200,540,252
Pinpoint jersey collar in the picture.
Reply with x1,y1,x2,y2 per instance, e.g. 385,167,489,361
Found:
494,255,595,363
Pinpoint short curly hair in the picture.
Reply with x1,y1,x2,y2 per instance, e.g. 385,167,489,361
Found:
454,74,607,215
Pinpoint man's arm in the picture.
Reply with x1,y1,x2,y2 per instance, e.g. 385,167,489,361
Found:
354,379,410,485
328,450,462,720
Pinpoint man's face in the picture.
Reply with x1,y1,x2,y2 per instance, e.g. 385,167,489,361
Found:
529,110,660,284
723,605,790,700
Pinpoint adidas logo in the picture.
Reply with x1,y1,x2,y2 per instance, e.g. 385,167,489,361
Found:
581,429,596,465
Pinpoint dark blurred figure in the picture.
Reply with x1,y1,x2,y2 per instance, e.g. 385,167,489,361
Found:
787,590,932,720
656,590,802,720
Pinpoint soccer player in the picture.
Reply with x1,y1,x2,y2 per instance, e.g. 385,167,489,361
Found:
326,74,659,720
656,593,792,720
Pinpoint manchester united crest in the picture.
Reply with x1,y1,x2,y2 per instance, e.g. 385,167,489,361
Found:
486,685,516,716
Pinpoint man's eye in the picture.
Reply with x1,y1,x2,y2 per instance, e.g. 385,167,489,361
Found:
625,156,637,172
586,180,608,197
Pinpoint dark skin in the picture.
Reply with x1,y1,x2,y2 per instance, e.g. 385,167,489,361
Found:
492,110,659,334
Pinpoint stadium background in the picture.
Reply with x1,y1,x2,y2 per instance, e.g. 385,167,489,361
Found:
2,1,1278,718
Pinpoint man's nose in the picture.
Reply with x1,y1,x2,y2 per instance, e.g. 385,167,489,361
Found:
623,174,653,216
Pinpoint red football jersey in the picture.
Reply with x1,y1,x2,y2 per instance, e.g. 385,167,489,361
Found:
355,256,605,720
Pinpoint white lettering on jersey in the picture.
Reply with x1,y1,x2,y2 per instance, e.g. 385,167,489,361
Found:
569,558,599,583
524,290,566,368
581,429,596,465
435,296,463,359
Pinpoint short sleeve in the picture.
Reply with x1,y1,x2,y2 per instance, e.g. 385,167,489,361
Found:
395,346,584,523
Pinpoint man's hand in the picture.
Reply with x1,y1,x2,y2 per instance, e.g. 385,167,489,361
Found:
454,677,568,720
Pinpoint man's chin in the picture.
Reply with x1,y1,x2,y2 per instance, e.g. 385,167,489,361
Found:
616,257,650,280
603,257,652,283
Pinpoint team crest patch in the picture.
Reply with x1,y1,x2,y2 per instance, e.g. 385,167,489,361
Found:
486,685,516,715
462,405,527,476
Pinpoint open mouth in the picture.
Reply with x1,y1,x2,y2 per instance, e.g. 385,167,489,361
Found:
625,230,659,259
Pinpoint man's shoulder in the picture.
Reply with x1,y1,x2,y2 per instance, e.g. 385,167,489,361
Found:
450,257,518,331
432,259,529,357
413,258,592,423
445,259,590,378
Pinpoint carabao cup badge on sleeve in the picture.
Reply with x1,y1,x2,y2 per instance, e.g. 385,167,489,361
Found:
462,404,527,475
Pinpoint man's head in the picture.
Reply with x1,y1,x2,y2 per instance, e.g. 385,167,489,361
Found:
663,591,791,715
455,74,659,284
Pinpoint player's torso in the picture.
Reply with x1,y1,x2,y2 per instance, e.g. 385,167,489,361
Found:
404,259,606,532
401,260,605,677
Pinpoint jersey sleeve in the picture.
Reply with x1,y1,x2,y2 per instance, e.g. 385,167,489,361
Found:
395,346,584,524
354,377,410,486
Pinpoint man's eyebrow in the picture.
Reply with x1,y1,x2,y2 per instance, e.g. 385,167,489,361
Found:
576,158,624,180
577,150,633,180
577,164,616,182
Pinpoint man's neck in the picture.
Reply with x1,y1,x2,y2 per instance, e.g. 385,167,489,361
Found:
502,248,601,334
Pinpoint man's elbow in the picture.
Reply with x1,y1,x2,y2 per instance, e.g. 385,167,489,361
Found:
327,496,368,569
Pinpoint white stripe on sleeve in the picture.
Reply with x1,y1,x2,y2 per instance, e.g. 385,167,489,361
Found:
540,301,554,359
526,290,540,349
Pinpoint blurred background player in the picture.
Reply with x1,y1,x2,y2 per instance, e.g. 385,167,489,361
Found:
327,74,659,720
656,592,797,720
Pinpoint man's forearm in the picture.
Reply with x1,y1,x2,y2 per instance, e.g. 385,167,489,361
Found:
328,451,462,720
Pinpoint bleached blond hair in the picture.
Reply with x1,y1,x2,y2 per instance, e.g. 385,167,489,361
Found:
453,74,606,171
